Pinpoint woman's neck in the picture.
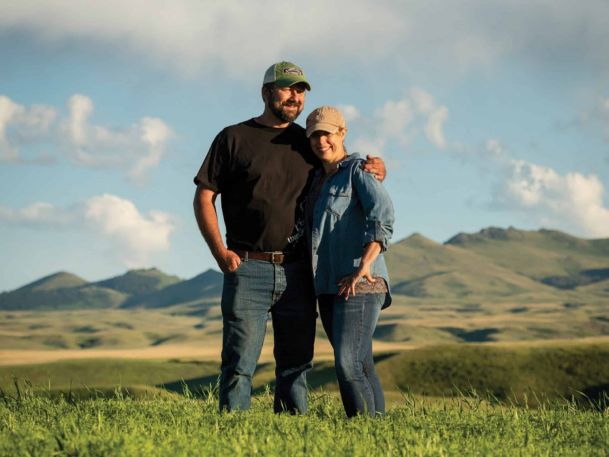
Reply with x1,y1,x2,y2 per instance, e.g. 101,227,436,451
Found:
322,151,347,175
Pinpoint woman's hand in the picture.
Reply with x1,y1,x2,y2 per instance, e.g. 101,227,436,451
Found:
337,266,376,300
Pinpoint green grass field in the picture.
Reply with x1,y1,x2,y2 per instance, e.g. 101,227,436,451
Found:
1,389,608,456
2,327,609,456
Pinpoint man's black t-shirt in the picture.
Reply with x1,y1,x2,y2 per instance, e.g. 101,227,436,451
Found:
194,119,319,252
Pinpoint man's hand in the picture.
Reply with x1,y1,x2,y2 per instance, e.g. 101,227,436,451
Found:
217,248,241,274
362,154,386,181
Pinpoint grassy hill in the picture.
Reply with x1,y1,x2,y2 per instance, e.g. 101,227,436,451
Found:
385,233,563,300
3,226,609,311
121,269,223,308
3,339,608,406
0,268,222,311
375,339,609,404
445,227,609,287
0,271,127,310
1,226,608,348
95,268,181,296
18,272,88,291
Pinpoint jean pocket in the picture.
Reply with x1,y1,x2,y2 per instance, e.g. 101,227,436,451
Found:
224,260,248,284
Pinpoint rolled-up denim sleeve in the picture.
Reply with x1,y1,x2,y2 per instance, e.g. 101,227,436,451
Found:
353,163,395,251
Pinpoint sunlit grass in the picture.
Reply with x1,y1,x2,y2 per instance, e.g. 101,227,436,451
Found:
1,385,607,456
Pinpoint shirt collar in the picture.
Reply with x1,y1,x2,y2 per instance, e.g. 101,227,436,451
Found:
337,152,361,168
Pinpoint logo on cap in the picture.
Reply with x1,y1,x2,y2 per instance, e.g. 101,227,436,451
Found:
283,67,303,76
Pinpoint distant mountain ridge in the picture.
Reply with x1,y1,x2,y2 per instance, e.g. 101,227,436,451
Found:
94,268,181,295
2,227,609,310
0,268,220,310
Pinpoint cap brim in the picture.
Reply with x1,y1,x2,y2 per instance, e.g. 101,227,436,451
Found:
306,122,340,138
274,77,311,91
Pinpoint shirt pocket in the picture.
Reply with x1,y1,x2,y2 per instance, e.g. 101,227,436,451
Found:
325,185,352,217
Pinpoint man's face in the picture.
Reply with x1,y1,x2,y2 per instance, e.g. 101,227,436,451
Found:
266,83,307,123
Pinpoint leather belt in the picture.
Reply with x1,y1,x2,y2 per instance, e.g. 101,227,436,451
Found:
233,249,301,264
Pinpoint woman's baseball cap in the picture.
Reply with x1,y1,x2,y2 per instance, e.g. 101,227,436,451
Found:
306,106,347,138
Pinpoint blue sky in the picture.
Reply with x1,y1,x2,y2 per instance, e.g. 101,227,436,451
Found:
1,0,608,291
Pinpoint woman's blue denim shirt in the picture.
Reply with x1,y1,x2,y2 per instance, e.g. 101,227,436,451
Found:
308,153,394,307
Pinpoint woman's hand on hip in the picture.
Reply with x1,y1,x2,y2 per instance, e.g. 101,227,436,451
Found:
337,266,376,300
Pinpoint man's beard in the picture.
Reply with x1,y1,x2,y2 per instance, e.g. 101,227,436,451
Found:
268,98,303,123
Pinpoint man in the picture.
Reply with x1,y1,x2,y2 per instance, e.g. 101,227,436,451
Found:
193,61,384,413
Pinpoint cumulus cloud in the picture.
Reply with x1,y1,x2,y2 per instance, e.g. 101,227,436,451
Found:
338,105,360,123
67,94,93,150
0,94,172,182
0,1,607,78
424,106,448,149
83,195,174,265
347,88,449,155
0,194,175,266
0,1,403,78
0,202,73,227
487,141,609,237
128,117,173,182
0,95,57,162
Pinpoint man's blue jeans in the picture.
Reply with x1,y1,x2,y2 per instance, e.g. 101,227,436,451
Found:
219,258,317,413
318,292,385,417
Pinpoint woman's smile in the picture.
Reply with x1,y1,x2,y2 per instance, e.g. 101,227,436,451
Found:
310,130,346,172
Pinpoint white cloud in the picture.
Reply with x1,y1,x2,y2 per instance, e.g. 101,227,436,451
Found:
0,95,57,161
128,117,173,183
0,96,21,161
0,94,173,182
0,1,403,78
1,1,607,78
425,106,448,149
410,88,435,115
350,137,387,158
344,88,449,155
338,105,360,123
377,99,414,139
484,139,507,160
0,202,73,227
83,194,174,266
0,194,175,266
488,142,609,237
67,94,93,147
409,88,449,149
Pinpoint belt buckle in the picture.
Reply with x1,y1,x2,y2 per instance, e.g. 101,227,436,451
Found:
270,251,283,264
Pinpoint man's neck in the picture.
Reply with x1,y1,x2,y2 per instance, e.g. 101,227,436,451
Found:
254,111,291,129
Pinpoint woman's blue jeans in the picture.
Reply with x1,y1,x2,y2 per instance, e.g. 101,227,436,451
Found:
219,258,317,413
318,292,385,417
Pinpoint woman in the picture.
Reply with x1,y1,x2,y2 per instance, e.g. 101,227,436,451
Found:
305,106,394,417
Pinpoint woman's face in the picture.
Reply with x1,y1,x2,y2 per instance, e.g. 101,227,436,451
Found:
309,129,346,164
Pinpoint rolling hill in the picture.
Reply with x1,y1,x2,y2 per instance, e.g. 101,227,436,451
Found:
0,268,223,311
0,272,127,310
121,269,223,308
1,227,609,311
446,227,609,284
94,268,181,295
385,233,563,300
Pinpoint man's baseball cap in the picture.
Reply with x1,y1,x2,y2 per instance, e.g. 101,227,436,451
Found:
306,106,346,138
263,61,311,90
